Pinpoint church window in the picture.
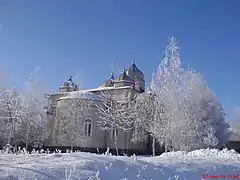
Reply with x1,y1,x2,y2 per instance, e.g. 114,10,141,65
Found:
84,119,92,137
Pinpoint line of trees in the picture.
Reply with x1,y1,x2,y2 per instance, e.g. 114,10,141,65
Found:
0,68,49,151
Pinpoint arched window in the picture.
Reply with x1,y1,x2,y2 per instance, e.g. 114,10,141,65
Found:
84,119,92,137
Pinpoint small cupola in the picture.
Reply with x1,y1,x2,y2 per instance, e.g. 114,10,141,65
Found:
110,72,115,80
100,72,115,87
59,76,79,93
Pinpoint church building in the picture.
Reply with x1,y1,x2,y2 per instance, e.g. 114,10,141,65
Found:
44,61,151,154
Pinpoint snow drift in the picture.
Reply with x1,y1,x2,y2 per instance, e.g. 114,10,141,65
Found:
0,148,239,180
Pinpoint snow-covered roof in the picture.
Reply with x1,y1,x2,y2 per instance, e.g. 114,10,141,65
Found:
228,132,240,142
58,91,103,101
56,85,135,102
232,124,240,134
95,86,133,91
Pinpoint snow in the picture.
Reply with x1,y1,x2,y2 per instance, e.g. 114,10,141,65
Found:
57,86,133,101
92,86,133,91
0,149,239,179
58,91,103,101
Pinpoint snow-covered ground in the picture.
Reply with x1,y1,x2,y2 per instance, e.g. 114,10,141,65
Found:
0,149,239,180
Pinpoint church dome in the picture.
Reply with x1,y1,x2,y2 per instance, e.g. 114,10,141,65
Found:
59,76,79,92
100,72,115,87
116,69,134,83
101,80,114,87
126,61,144,79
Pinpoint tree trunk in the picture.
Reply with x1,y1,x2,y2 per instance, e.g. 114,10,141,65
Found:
152,137,156,156
25,142,28,151
71,144,74,152
114,130,119,156
25,133,29,150
14,144,17,154
7,104,13,146
7,119,13,146
7,135,11,145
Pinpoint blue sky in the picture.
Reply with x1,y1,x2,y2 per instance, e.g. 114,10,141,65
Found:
0,0,240,120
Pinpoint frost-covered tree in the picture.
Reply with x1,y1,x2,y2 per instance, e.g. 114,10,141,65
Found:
0,82,6,146
19,68,49,149
151,37,230,151
175,70,213,151
201,93,230,148
203,126,219,148
131,37,184,153
0,88,22,147
0,73,16,147
179,68,230,151
132,84,165,156
57,94,92,151
96,90,135,156
150,37,184,151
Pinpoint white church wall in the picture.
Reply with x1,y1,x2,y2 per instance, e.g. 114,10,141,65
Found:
54,98,106,149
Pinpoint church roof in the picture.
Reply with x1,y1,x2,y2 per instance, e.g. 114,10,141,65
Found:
96,86,133,91
58,91,103,101
100,72,115,87
228,132,240,142
116,69,134,83
127,61,144,78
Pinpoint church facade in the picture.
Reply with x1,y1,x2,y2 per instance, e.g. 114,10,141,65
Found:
44,62,151,154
